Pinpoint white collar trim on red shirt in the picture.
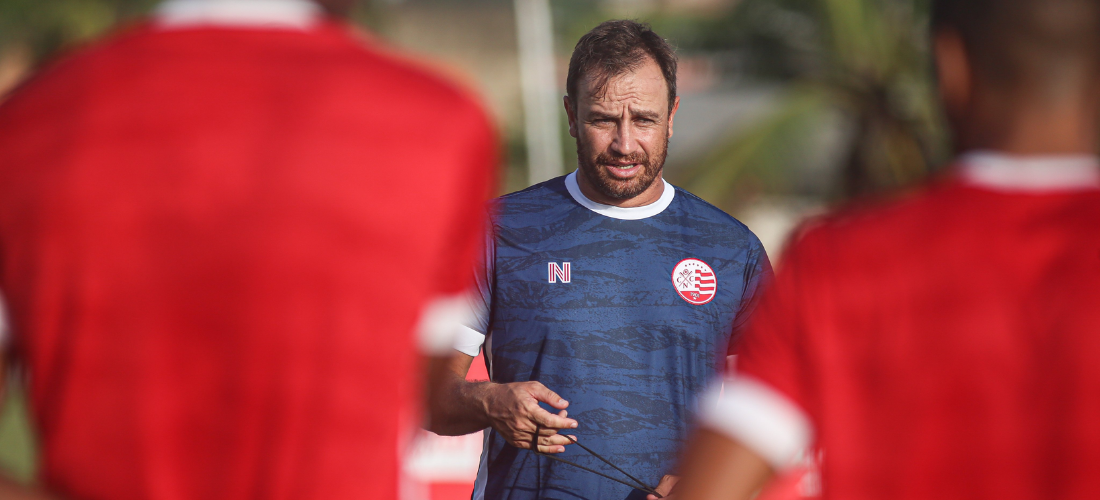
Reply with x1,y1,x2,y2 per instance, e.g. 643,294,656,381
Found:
565,170,675,220
154,0,322,30
959,151,1100,192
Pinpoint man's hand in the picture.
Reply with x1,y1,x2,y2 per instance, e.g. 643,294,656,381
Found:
647,474,679,500
482,381,578,453
425,352,578,454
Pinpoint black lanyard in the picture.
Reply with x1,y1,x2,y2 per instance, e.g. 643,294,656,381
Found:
531,430,664,498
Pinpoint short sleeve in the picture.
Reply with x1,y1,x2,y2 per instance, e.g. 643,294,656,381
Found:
427,103,497,297
453,220,495,357
700,226,825,470
727,239,774,356
735,229,818,420
414,102,497,355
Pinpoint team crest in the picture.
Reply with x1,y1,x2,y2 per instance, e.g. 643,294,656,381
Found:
672,258,717,305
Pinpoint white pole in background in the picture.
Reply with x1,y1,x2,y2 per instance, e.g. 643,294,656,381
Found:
514,0,564,185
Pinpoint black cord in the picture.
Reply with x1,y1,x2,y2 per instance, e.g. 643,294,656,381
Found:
531,426,663,498
560,434,656,493
537,449,662,496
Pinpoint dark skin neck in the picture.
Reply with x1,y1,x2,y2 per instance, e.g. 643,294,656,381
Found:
936,30,1100,156
311,0,356,18
957,85,1100,155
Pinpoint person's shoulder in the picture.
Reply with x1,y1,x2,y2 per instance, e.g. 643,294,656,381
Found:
788,178,956,256
493,176,571,209
331,26,488,117
671,185,763,247
0,22,153,121
488,176,573,224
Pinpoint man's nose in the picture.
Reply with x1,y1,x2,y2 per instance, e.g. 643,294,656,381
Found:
610,123,638,156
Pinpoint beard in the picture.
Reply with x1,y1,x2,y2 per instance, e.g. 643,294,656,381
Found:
575,135,668,201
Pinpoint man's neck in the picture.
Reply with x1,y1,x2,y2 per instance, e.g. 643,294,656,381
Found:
575,170,666,208
960,92,1100,156
311,0,353,18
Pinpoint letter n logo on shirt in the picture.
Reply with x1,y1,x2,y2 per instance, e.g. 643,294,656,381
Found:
548,262,571,283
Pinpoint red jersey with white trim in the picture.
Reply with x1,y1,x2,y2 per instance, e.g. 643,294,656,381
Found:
736,171,1100,499
0,16,495,500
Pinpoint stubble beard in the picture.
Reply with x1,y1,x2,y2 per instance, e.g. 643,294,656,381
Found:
575,135,668,201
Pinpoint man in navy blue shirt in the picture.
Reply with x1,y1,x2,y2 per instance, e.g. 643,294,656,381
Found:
427,20,770,500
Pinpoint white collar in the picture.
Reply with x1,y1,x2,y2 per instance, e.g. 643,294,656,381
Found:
958,151,1100,192
154,0,322,30
564,170,675,220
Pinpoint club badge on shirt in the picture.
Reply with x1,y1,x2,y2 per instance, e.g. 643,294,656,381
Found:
672,258,717,305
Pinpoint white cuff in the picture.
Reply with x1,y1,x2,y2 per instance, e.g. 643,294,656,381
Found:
453,325,486,357
699,375,813,470
415,292,477,355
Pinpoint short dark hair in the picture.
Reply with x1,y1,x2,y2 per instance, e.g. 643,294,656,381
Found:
932,0,1100,89
566,20,678,113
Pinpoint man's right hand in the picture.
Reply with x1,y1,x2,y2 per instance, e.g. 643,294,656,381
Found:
482,381,578,453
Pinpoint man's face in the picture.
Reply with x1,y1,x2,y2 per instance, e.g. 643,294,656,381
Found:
566,57,679,203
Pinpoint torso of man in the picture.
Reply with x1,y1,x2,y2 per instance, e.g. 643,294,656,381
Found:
463,172,770,500
0,1,495,498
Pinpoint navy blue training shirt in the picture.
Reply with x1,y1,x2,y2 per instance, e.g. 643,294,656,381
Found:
456,172,771,500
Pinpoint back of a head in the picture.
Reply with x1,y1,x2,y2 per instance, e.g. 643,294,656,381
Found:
312,0,357,17
933,0,1100,99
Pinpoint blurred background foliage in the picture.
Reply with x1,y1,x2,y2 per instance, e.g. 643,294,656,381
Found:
0,0,949,203
551,0,947,205
0,0,157,60
0,0,950,484
668,0,948,201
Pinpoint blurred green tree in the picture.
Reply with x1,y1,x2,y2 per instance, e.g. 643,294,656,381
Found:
0,0,156,63
669,0,948,202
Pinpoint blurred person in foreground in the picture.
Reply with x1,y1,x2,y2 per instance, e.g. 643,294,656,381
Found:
0,0,496,498
426,20,770,500
673,0,1100,499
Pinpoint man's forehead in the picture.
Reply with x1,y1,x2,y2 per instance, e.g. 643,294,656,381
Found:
578,59,669,112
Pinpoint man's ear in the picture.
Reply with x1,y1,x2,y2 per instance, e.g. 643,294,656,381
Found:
667,96,681,139
564,96,578,138
934,29,972,127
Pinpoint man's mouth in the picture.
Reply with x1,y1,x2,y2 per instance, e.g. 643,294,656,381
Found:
603,163,643,179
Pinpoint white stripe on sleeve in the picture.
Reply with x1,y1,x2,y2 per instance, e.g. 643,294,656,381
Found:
699,375,813,470
453,325,486,357
415,292,478,356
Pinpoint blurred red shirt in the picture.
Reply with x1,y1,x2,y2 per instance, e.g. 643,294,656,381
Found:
707,154,1100,499
0,1,496,498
